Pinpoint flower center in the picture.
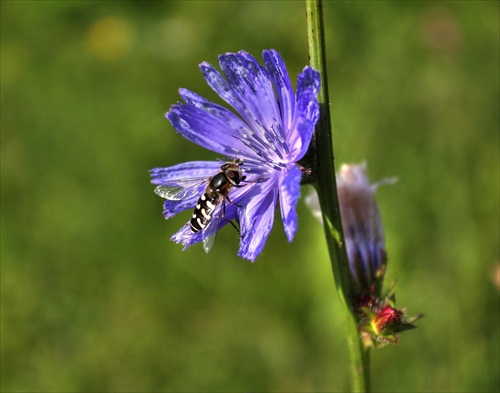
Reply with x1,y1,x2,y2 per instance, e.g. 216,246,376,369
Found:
236,118,290,171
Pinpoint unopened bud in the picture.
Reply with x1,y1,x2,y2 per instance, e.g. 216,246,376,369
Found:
336,163,395,296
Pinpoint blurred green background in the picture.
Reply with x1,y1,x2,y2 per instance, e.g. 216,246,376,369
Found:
1,1,498,391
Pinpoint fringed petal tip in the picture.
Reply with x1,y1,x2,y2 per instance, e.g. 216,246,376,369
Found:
298,66,321,95
170,224,202,250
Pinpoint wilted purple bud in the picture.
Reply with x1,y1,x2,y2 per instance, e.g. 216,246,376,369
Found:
337,163,395,296
306,163,419,347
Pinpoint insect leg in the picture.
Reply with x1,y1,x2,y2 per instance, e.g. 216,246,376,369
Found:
221,198,240,234
226,195,242,208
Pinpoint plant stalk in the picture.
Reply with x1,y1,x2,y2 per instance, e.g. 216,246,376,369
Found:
305,0,370,391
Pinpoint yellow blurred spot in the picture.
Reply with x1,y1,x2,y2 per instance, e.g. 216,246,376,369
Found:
86,16,135,61
1,41,30,85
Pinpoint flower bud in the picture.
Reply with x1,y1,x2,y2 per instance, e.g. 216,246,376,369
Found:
358,296,418,348
306,162,419,347
372,305,403,335
336,163,395,296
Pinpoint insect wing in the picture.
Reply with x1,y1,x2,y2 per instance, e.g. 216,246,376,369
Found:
154,177,208,201
201,200,224,253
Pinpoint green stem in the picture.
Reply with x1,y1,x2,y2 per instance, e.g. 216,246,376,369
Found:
305,0,370,391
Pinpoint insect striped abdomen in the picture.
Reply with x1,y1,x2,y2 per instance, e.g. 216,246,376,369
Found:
190,193,218,232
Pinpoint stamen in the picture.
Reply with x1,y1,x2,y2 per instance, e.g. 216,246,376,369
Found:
254,119,290,160
236,124,288,172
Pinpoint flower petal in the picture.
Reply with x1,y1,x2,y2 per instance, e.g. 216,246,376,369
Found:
279,164,302,241
237,182,277,261
200,61,255,130
161,198,196,219
171,223,202,249
288,67,320,160
262,49,295,135
179,88,247,133
295,66,321,124
150,161,221,184
178,88,262,160
289,113,316,161
167,104,253,158
219,51,281,132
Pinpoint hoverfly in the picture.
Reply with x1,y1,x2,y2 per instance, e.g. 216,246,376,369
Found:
154,158,246,253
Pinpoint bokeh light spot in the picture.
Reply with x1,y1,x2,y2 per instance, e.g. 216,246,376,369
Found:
85,16,135,61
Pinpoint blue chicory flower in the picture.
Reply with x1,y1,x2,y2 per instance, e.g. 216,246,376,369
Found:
150,49,321,261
